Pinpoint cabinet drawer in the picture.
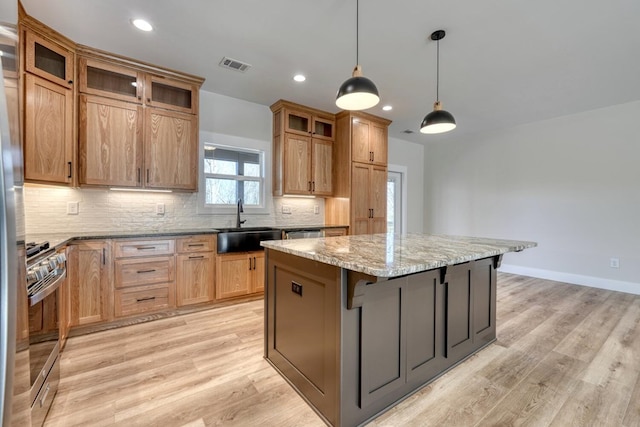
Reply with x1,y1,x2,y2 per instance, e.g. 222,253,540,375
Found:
114,256,174,288
323,227,347,237
114,283,172,317
176,236,215,253
114,239,175,258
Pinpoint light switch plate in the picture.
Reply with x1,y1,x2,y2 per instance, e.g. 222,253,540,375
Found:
156,203,165,215
67,201,79,215
282,205,292,214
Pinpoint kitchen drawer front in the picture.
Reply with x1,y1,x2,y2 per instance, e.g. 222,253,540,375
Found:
176,235,216,253
114,256,175,288
114,283,173,317
114,239,175,258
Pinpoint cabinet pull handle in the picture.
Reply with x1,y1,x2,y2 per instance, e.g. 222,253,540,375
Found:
147,98,151,103
67,80,73,85
188,243,205,247
249,259,252,271
371,208,374,218
67,162,72,179
312,181,315,192
136,269,156,274
146,169,150,183
371,151,374,162
189,255,204,259
138,96,142,100
136,246,156,250
253,257,256,270
102,248,106,265
136,296,156,303
137,168,141,183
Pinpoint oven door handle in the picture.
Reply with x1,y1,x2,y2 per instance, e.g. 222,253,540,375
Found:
29,271,65,306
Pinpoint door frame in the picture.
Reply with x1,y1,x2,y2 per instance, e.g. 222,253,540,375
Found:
387,164,408,235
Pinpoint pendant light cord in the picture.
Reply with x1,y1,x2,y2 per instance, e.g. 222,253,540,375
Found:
356,0,359,65
436,38,440,102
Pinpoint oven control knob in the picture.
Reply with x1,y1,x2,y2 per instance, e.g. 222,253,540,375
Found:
27,269,38,283
37,265,50,279
47,257,57,269
57,253,67,263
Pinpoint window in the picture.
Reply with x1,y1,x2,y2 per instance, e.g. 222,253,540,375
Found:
203,143,265,207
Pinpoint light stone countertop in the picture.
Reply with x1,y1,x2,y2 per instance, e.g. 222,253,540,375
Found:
260,233,537,278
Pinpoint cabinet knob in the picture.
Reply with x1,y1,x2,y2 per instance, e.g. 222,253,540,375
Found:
68,80,73,85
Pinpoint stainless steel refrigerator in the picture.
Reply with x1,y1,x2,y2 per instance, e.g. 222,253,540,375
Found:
1,0,31,425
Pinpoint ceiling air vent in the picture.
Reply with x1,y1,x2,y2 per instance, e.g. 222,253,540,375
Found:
219,57,251,72
403,129,414,134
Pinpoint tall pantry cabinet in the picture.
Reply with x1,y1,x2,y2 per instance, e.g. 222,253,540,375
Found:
325,111,392,235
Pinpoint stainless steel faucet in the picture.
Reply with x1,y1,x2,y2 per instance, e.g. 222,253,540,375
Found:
236,198,246,228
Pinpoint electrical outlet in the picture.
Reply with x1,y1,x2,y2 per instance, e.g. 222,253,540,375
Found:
314,205,319,214
610,257,620,268
67,201,79,215
282,205,292,214
156,203,165,215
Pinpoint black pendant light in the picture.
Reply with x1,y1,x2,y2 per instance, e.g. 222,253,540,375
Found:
336,0,380,111
420,30,456,134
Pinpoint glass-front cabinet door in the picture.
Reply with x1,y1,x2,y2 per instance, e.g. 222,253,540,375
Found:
145,74,198,114
312,116,335,140
25,30,73,89
284,109,311,136
78,57,142,103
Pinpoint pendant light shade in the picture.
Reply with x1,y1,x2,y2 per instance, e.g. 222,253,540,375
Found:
420,30,456,134
336,0,380,111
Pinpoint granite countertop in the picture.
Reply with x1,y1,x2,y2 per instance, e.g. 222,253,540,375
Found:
260,233,537,278
26,224,348,251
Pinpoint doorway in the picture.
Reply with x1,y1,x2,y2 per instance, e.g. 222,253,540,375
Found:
387,165,407,235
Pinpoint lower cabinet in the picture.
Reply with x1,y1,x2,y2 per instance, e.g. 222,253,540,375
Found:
113,238,176,317
216,251,264,300
67,240,112,326
176,235,216,306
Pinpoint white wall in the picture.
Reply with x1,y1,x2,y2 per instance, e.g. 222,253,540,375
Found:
424,100,640,293
388,137,424,233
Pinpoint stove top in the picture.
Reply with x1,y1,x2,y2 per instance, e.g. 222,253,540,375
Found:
26,241,50,259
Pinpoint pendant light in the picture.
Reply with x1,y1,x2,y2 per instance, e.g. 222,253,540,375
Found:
420,30,456,134
335,0,380,111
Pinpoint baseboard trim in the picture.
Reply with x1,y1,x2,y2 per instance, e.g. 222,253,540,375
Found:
499,264,640,295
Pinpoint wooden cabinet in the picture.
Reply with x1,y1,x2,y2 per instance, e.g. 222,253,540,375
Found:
176,235,215,306
216,251,264,300
78,94,143,186
326,111,391,235
113,239,175,318
22,23,76,186
77,53,201,191
271,100,334,196
323,227,348,237
67,240,112,326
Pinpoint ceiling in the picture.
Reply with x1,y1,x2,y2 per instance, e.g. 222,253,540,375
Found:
21,0,640,145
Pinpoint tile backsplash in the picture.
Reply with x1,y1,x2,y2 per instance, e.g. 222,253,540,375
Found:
24,185,325,234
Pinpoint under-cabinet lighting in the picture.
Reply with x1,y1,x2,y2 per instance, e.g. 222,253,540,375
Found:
282,195,316,199
110,188,172,193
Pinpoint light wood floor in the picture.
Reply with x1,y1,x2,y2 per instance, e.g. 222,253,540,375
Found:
44,273,640,427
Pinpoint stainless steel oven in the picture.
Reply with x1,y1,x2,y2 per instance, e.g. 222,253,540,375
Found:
26,245,66,426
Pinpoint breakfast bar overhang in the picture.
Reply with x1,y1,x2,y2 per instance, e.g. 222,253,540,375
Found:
261,233,537,427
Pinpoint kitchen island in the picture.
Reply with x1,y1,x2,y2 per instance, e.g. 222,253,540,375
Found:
261,233,536,427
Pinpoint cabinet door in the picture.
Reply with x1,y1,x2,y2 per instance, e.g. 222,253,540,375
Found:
145,74,198,114
312,140,332,196
370,123,388,166
25,30,73,89
370,166,387,234
24,73,73,184
443,262,475,364
283,133,312,195
79,95,143,187
351,118,371,163
177,252,215,306
216,253,251,300
144,108,198,190
250,252,265,294
312,116,335,140
284,109,311,136
78,57,142,103
68,241,112,326
351,163,371,235
58,271,70,349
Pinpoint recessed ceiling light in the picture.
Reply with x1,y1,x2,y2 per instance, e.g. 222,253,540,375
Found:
293,74,306,82
382,105,392,111
132,19,153,32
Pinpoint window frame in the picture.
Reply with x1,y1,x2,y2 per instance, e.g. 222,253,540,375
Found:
197,131,272,215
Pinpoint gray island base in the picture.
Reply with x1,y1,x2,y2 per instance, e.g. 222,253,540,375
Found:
261,234,537,427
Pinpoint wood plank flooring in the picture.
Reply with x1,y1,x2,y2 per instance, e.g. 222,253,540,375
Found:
44,273,640,427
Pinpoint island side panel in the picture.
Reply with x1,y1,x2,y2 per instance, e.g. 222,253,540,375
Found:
264,249,342,426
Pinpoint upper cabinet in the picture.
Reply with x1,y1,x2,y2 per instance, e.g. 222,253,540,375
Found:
25,29,74,89
351,116,388,166
271,100,334,197
76,50,203,191
22,22,75,186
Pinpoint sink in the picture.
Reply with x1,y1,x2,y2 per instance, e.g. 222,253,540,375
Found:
216,227,282,253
